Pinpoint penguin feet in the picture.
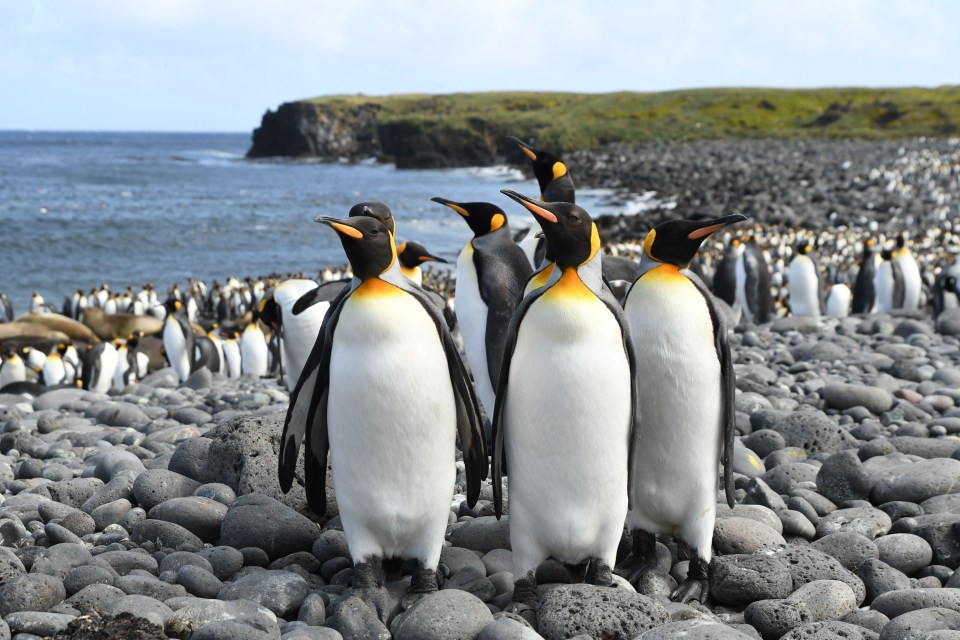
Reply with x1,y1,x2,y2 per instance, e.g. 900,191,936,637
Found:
351,559,390,622
670,557,710,604
584,558,614,588
401,561,439,611
505,573,538,628
613,529,658,588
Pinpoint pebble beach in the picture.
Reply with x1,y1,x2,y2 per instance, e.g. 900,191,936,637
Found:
2,138,960,640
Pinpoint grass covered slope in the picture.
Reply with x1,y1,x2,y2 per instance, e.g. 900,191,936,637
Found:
248,87,960,165
305,87,960,148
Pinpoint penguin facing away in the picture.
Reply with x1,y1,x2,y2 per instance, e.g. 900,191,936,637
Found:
161,299,194,382
260,279,328,392
493,190,639,619
431,198,532,421
618,213,745,603
735,237,773,324
852,239,878,314
875,248,905,314
712,238,740,306
277,213,486,618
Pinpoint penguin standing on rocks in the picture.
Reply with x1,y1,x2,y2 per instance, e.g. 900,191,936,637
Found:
259,279,328,392
161,299,194,383
492,191,638,621
0,293,13,322
431,197,532,420
712,238,740,307
825,281,852,318
852,239,878,314
278,213,486,619
240,319,268,377
222,332,242,380
787,241,822,318
735,237,773,324
875,248,905,314
618,213,745,603
894,233,923,311
81,342,119,393
1,349,26,387
41,344,68,386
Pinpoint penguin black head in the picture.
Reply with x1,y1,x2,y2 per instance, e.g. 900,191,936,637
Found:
431,197,508,238
795,241,813,256
643,215,748,268
348,202,395,235
881,248,895,260
317,214,396,281
397,241,447,269
258,294,281,330
500,190,596,269
508,136,570,199
160,298,183,315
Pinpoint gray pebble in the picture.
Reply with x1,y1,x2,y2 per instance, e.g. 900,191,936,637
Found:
194,483,236,506
148,495,227,543
323,596,391,640
876,533,933,575
816,506,892,539
64,583,125,615
710,553,794,606
95,549,159,575
742,477,788,511
815,450,872,506
870,588,960,619
119,506,147,531
159,550,214,575
842,609,890,634
822,383,895,415
713,517,786,555
3,611,75,637
220,494,318,560
447,516,512,553
771,411,857,455
198,546,245,581
877,501,924,522
535,584,667,640
130,518,203,552
218,569,309,618
63,565,115,595
114,573,188,600
639,619,756,639
762,462,819,494
80,472,135,514
177,564,223,598
167,437,213,483
856,559,911,603
442,566,497,602
788,579,857,622
297,593,326,626
780,621,878,639
482,549,514,576
132,468,202,511
104,593,173,627
311,530,350,565
744,598,808,640
772,545,866,605
876,607,960,640
871,458,960,504
744,429,787,458
0,573,66,616
779,510,816,539
92,450,145,482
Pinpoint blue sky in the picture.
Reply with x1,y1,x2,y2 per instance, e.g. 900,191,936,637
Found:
2,0,957,132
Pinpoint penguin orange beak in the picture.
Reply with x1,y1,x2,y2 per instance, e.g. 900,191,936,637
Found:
316,216,363,239
508,136,538,161
500,189,558,224
686,214,748,240
431,197,470,218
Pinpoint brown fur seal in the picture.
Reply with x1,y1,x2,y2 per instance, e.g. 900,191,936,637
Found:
16,313,101,343
0,321,71,343
81,308,163,341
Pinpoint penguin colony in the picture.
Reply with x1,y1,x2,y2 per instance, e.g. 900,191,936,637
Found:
2,136,959,626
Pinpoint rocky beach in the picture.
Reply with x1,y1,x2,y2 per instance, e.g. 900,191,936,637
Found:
2,137,960,640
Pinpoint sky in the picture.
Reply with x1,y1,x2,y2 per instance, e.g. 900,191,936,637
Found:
1,0,957,132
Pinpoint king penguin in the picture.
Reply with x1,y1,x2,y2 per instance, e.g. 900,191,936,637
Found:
222,332,242,380
875,248,905,314
852,239,878,314
396,241,447,285
431,198,532,420
712,238,740,307
277,212,486,620
0,349,26,387
41,344,68,387
618,213,745,603
259,279,329,392
240,318,269,378
81,342,119,393
735,236,773,324
492,190,639,621
894,233,923,311
787,240,823,318
161,299,194,382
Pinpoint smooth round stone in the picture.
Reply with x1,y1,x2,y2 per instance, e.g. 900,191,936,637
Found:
165,600,279,639
217,570,309,618
716,504,783,534
391,590,494,640
744,429,787,458
772,546,866,606
440,547,487,577
192,618,276,640
323,596,389,639
197,546,245,581
871,458,960,504
0,573,66,616
842,609,889,634
870,589,960,619
94,550,159,575
311,530,350,565
240,547,270,568
878,501,923,522
638,619,755,639
114,573,188,601
447,516,511,553
809,531,880,573
131,519,203,552
177,564,222,599
119,507,147,532
103,593,173,627
320,558,351,583
296,593,326,627
710,553,794,606
815,507,892,540
193,483,236,506
877,607,960,639
442,566,497,602
4,611,76,637
44,522,83,545
779,621,878,639
131,469,202,511
220,494,318,561
762,462,819,494
815,450,872,506
788,579,857,621
63,565,115,595
779,510,816,539
822,383,895,415
159,551,214,576
713,517,786,555
148,496,227,543
744,598,808,640
784,498,819,531
856,558,911,603
876,533,933,575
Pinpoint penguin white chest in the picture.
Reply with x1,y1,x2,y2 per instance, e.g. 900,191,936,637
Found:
240,325,268,377
276,279,328,392
163,318,190,382
504,274,631,571
788,255,820,317
328,283,456,567
896,254,922,310
625,269,722,539
455,242,495,417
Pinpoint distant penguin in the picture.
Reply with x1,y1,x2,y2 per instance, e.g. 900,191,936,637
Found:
825,283,852,318
82,342,119,393
735,237,773,324
30,292,48,314
431,197,532,420
113,339,131,389
894,233,922,311
396,241,447,285
277,213,486,618
875,249,905,314
787,241,822,318
261,279,328,392
712,238,740,306
222,333,242,380
852,239,879,314
192,335,222,374
933,261,960,316
508,136,576,203
0,293,13,322
492,190,638,620
0,350,26,387
161,298,194,382
618,213,745,603
45,345,65,381
240,321,268,377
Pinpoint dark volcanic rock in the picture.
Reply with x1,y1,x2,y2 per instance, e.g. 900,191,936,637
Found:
219,493,319,560
536,584,668,640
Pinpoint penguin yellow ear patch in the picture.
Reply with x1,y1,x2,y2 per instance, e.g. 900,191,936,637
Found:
489,213,505,232
552,162,567,180
397,242,408,255
643,229,657,258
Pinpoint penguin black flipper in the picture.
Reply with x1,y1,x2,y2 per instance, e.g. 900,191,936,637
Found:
473,233,533,391
491,287,550,519
744,247,772,324
292,280,349,316
393,278,488,506
174,314,196,373
688,274,737,509
891,260,905,309
277,285,350,504
597,277,642,510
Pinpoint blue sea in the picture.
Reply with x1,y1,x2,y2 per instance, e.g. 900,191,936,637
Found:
0,131,651,314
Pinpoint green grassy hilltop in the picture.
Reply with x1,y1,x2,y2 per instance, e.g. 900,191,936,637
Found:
305,87,960,147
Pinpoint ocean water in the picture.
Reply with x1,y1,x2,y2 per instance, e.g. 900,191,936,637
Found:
0,131,650,313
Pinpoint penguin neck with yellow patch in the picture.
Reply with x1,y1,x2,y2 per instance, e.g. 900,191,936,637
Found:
541,222,603,301
635,229,689,282
348,236,408,300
